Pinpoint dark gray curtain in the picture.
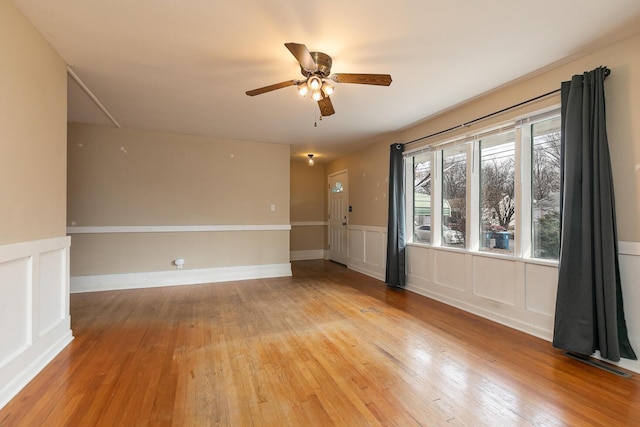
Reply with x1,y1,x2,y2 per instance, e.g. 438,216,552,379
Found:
553,67,637,362
385,143,406,288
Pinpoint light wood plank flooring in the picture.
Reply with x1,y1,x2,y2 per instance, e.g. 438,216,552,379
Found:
1,260,639,426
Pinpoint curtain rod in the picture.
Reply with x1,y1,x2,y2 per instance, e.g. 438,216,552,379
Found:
401,66,610,146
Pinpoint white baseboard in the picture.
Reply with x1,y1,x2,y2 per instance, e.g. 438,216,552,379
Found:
348,261,385,282
0,328,73,409
70,263,292,293
290,250,325,261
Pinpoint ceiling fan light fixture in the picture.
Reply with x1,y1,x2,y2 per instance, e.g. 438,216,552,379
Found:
307,154,314,166
308,76,322,91
297,82,309,97
245,42,392,118
322,81,334,96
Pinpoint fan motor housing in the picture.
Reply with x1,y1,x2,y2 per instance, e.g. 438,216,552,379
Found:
301,52,332,77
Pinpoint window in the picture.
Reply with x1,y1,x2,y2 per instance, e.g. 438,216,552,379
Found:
479,131,516,254
331,181,344,193
404,107,561,262
412,151,432,243
531,116,561,259
442,146,466,247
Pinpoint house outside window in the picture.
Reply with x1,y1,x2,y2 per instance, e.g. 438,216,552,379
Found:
412,151,432,243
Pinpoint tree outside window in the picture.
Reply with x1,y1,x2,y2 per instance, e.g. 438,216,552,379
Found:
480,131,515,254
442,146,466,247
531,117,561,259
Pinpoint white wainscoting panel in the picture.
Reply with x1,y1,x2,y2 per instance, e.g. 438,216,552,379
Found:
472,256,517,306
407,244,431,280
0,236,72,410
433,250,466,291
524,263,558,316
407,244,556,341
39,249,66,335
348,228,365,263
365,230,385,269
347,225,387,281
0,258,30,364
617,242,640,373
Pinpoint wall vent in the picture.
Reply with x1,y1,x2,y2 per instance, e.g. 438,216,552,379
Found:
565,352,632,378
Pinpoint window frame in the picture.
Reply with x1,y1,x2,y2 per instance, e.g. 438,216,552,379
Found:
527,111,563,261
404,105,561,263
404,147,436,245
441,143,468,249
478,129,518,255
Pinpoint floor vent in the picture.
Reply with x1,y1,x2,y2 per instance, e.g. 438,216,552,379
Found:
565,352,632,378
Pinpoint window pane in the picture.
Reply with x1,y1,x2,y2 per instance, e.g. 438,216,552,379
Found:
413,152,431,243
480,131,515,254
532,116,561,259
442,146,466,247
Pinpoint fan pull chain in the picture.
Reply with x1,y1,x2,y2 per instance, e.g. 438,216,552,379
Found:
313,108,324,128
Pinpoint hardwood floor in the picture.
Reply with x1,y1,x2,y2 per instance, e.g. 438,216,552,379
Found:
1,260,639,426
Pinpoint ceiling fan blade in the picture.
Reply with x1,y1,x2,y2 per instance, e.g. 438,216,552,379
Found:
285,42,317,72
246,80,298,96
318,96,335,117
331,73,392,86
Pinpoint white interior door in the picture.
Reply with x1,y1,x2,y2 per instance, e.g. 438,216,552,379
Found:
328,171,349,265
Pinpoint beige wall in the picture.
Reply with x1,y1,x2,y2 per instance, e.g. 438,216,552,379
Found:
290,161,326,222
68,124,290,226
290,161,327,252
326,138,391,228
329,32,640,242
67,123,290,275
0,0,67,245
69,231,290,276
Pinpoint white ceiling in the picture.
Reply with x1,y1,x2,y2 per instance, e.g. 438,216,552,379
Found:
12,0,640,162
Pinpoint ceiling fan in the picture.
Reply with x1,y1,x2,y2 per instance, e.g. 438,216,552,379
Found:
245,42,392,117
